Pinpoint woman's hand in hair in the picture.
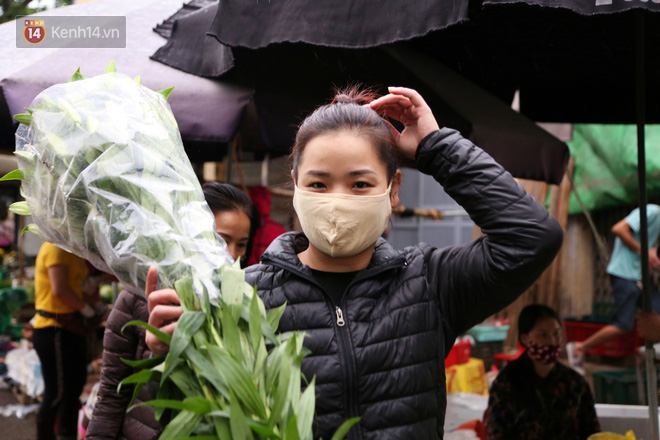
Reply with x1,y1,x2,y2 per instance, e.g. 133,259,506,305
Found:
368,87,439,159
145,266,181,356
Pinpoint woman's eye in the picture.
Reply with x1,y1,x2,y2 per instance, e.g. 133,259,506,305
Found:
353,181,371,189
237,243,247,249
309,182,326,189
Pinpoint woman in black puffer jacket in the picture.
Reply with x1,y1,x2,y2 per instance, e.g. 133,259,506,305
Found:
146,87,564,439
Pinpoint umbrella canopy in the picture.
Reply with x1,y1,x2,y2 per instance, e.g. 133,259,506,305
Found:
208,0,469,49
0,0,253,162
152,0,569,184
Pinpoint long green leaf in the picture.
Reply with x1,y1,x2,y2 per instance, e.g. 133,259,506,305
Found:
249,290,263,354
184,345,229,398
221,303,243,363
330,418,361,440
135,399,187,411
0,169,23,181
159,409,203,440
267,302,287,332
296,378,316,440
118,368,155,393
121,354,165,369
122,319,172,345
206,345,267,419
229,389,251,440
164,311,205,380
285,415,301,440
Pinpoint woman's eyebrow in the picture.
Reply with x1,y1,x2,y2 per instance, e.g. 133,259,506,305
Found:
304,170,331,177
348,169,377,176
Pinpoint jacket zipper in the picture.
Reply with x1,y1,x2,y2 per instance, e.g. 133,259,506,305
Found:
262,257,406,440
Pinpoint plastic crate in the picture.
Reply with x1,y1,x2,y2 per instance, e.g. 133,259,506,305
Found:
445,339,471,367
564,320,642,357
446,358,488,395
466,324,510,342
592,368,660,405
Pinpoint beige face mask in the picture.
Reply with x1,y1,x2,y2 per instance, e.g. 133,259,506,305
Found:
293,184,392,257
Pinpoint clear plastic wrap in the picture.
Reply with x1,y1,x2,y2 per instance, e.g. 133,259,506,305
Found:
14,72,230,301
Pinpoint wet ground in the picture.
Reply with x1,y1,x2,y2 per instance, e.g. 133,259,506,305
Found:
0,386,36,440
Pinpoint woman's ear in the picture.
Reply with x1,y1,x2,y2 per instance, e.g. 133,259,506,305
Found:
291,170,296,188
520,334,530,348
390,169,402,208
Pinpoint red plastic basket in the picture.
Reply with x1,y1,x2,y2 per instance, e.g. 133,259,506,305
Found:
564,320,642,357
446,339,472,367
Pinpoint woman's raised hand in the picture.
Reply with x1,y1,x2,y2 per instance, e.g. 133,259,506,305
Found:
368,87,439,160
145,266,181,356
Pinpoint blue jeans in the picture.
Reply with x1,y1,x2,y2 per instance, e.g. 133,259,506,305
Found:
610,275,660,332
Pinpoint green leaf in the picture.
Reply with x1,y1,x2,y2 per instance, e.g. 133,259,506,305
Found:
330,417,361,440
221,303,243,363
183,345,229,398
13,113,31,125
122,319,172,345
118,368,155,393
133,75,141,84
212,415,232,440
127,381,145,409
120,354,165,369
296,378,316,440
285,415,301,440
9,201,30,216
229,389,251,440
220,264,245,322
164,311,205,380
159,409,203,440
206,346,266,419
157,87,175,100
182,396,212,415
249,289,263,354
68,67,88,82
0,169,23,181
169,364,204,398
267,302,287,332
21,224,40,237
168,436,217,440
104,61,117,74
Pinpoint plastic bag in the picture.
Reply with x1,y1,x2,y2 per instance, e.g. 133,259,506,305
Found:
14,71,230,301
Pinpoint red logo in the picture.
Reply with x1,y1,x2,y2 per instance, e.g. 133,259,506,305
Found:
23,20,45,44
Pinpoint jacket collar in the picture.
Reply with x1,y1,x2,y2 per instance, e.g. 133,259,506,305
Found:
260,232,406,277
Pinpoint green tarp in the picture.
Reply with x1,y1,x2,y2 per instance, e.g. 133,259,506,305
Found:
568,125,660,215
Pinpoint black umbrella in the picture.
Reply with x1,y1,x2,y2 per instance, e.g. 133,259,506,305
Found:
152,0,570,185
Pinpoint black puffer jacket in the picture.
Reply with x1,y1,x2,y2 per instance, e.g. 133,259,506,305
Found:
245,128,564,440
86,289,161,440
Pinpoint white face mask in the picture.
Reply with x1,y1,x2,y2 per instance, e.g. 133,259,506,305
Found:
293,184,392,257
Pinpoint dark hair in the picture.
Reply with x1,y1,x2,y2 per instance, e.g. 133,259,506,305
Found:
202,182,260,268
518,304,561,347
289,86,398,182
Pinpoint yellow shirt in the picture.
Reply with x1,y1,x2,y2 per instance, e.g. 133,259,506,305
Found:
34,242,89,329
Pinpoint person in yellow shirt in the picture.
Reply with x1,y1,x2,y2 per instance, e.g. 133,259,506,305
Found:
32,242,94,440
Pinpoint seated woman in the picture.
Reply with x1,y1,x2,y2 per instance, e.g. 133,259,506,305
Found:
483,304,600,440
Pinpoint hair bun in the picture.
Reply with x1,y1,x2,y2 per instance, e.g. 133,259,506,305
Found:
331,86,378,106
